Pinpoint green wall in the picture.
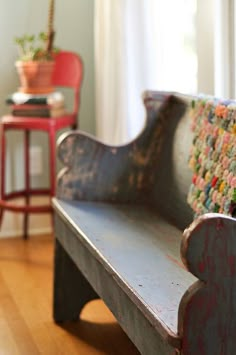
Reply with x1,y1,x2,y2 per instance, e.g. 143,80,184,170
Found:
0,0,95,132
0,0,95,236
0,0,95,188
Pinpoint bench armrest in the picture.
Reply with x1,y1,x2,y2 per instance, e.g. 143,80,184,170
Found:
178,213,236,353
56,130,146,201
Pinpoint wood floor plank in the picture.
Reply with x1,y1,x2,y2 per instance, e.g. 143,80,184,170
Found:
0,317,20,355
0,235,139,355
0,270,40,355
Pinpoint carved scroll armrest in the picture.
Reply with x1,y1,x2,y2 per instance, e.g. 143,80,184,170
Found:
56,130,151,201
178,213,236,354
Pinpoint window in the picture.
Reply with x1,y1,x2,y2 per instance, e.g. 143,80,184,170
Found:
153,0,197,94
95,0,234,143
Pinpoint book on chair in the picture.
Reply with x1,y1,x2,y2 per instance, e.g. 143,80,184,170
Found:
6,91,66,117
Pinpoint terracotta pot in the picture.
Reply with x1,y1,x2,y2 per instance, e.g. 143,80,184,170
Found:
15,60,55,94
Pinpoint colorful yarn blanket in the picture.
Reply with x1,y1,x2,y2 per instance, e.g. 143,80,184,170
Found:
187,96,236,217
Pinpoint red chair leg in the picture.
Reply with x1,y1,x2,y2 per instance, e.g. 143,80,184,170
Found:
0,124,6,228
49,127,56,230
23,130,30,239
49,127,56,197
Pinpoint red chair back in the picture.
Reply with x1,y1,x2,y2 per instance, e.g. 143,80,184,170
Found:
52,51,83,115
52,51,83,88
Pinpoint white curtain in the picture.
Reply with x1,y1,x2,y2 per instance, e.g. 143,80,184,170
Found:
94,0,159,145
214,0,235,98
94,0,198,145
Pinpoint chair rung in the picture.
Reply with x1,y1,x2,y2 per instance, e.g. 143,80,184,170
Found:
0,189,53,213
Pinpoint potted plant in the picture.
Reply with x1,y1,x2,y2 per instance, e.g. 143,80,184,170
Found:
14,0,57,94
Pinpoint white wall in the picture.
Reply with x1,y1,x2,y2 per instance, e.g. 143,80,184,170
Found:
0,0,95,237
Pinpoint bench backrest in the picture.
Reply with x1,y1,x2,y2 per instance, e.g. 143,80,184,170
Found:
56,90,194,231
56,89,236,231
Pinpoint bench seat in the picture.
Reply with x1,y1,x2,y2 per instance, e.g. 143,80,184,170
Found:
53,199,196,350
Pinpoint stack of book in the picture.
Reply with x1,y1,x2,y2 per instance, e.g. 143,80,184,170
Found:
6,92,66,118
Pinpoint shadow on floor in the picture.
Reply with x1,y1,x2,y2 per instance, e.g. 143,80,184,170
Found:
58,300,140,355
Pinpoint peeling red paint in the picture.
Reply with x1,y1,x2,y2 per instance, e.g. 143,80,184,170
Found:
166,254,186,270
198,261,205,273
229,256,235,276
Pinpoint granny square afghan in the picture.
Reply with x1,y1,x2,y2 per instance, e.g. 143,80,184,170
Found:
187,96,236,217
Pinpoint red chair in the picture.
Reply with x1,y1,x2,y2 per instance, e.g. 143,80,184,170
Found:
0,51,83,239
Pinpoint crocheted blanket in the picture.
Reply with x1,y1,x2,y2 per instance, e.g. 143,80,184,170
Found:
187,96,236,217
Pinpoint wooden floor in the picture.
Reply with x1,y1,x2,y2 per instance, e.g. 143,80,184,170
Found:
0,234,140,355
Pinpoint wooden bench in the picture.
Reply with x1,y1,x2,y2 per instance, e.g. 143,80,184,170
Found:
52,91,236,354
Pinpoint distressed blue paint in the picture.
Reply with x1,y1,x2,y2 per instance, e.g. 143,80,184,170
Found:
56,93,187,208
53,90,236,355
54,199,196,335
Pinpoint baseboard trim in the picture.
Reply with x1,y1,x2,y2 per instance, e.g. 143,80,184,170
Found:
0,226,52,239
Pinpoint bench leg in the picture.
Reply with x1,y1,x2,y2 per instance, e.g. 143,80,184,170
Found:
53,239,99,323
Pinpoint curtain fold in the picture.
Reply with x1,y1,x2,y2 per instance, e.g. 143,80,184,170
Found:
214,0,235,98
95,0,159,144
